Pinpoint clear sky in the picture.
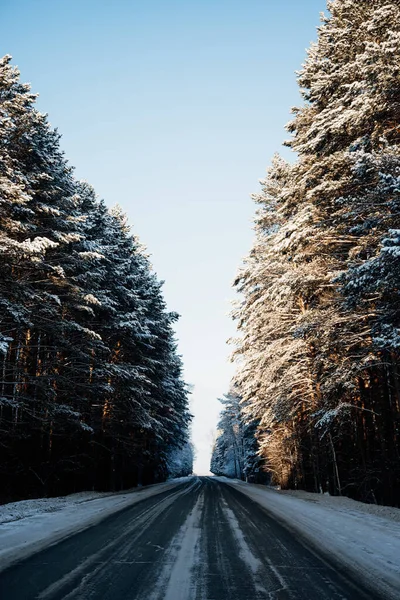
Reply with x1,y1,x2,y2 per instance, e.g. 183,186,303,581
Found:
1,0,326,474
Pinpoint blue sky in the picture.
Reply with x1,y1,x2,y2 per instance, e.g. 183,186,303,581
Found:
1,0,326,473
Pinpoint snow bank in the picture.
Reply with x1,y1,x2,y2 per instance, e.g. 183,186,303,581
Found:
215,477,400,600
0,478,191,573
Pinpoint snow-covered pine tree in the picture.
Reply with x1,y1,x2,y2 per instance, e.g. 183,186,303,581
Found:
167,440,194,478
210,389,266,482
0,55,102,498
232,156,327,490
287,0,400,504
83,204,191,488
0,57,191,500
233,0,400,504
128,247,192,484
210,391,244,479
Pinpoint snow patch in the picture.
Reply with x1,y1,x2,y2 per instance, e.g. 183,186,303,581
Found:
220,496,262,576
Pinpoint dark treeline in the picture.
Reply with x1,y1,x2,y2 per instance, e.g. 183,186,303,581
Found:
0,56,192,502
212,0,400,506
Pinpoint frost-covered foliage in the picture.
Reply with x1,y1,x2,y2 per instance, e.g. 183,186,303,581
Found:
166,440,194,478
210,390,268,483
211,392,244,479
231,1,400,505
0,57,191,500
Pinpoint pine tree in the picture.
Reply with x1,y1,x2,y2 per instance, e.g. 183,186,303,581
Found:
210,389,266,482
232,0,400,504
0,55,97,497
0,57,192,500
167,440,194,478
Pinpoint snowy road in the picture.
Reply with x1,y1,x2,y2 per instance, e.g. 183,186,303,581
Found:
0,477,382,599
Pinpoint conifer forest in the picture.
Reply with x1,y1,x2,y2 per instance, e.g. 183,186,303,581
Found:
211,0,400,507
1,0,400,512
2,2,400,598
0,56,193,501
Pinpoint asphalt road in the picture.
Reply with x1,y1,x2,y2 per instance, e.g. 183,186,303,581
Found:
0,477,382,599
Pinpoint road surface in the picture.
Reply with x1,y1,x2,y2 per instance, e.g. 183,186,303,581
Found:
0,477,381,599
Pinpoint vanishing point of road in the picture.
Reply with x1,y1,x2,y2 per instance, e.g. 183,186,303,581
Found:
0,477,382,599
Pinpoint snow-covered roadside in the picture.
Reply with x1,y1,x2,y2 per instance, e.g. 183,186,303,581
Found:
215,476,400,600
0,477,192,573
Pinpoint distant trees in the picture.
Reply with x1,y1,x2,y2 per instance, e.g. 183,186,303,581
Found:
167,440,195,478
211,392,244,479
210,390,268,483
226,0,400,505
0,56,192,501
